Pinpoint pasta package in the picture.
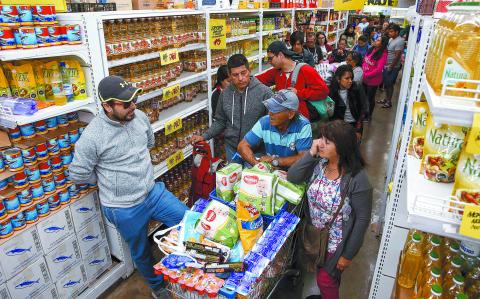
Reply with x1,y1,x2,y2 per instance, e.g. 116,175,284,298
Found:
420,116,469,183
409,101,429,159
452,150,480,206
237,199,263,253
61,59,87,100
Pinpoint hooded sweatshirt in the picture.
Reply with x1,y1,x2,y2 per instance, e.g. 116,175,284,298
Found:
203,76,273,150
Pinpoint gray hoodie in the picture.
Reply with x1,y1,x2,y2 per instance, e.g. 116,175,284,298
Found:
203,77,273,150
69,110,155,208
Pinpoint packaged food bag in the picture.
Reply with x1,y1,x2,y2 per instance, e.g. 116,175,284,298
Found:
195,200,239,248
409,101,429,159
216,163,242,202
31,61,49,108
452,148,480,206
60,59,87,101
0,67,11,97
6,62,38,99
420,116,468,183
274,195,286,214
236,199,263,253
238,169,277,216
252,161,273,173
43,60,66,104
273,170,306,205
3,63,18,97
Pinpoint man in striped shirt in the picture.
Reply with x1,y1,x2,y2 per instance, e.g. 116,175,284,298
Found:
238,89,313,169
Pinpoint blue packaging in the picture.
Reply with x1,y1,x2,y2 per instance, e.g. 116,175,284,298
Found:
25,165,41,182
47,138,60,155
24,207,38,224
68,184,79,198
58,188,70,205
11,212,26,231
19,124,35,138
68,130,80,144
4,196,20,213
45,117,57,130
56,115,68,127
47,194,60,210
17,6,33,24
31,183,44,199
17,188,32,206
0,218,13,238
67,112,79,123
41,177,56,194
36,199,50,217
0,178,8,191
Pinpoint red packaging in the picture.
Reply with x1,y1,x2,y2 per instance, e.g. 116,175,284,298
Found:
34,25,50,47
48,25,61,45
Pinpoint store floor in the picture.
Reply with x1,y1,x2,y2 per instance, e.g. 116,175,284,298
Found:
99,83,400,299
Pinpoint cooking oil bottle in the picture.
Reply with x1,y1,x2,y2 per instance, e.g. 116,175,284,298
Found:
398,232,424,289
417,251,442,293
419,267,443,298
443,274,465,299
426,284,443,299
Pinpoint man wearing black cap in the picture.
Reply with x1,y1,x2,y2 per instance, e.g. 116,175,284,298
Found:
69,76,187,299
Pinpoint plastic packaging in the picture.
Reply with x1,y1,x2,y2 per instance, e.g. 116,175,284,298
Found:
0,96,38,115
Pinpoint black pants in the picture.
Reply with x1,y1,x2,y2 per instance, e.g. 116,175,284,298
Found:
363,84,379,118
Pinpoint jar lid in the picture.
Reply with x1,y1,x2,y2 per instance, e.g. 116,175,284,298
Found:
431,284,442,296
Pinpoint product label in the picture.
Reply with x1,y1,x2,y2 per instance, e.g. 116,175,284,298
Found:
442,57,470,87
164,116,182,136
163,84,180,101
459,205,480,239
159,49,179,65
209,19,226,50
466,114,480,154
166,150,184,170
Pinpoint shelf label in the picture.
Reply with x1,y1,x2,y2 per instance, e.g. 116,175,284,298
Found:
209,19,226,50
163,84,181,101
334,0,365,10
160,49,179,65
459,205,480,239
167,150,185,170
165,117,182,136
465,114,480,154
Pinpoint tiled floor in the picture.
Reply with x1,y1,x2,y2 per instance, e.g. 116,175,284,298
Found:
100,83,400,299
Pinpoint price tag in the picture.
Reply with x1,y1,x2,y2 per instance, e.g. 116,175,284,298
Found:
465,113,480,154
163,84,181,101
209,19,226,50
166,150,185,170
164,117,182,136
160,49,179,65
459,205,480,239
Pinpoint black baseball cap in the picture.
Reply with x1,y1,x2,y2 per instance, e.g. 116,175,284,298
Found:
98,75,142,103
267,40,295,57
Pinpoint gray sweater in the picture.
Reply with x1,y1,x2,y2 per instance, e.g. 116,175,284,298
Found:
69,110,155,208
203,77,273,150
287,152,372,279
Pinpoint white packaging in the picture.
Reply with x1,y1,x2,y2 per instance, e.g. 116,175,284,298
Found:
35,284,59,299
6,257,51,299
238,169,277,216
0,284,10,299
37,208,75,253
0,226,43,279
70,192,100,232
216,163,242,202
55,264,88,299
45,234,82,280
83,241,112,283
77,217,106,257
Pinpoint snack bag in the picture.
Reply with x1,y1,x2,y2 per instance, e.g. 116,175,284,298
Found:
0,67,11,97
421,116,468,183
273,170,306,205
252,161,273,173
452,149,480,207
8,62,38,99
61,59,87,100
3,63,18,96
409,101,429,159
31,61,49,108
195,200,239,248
236,199,263,253
238,169,277,216
216,163,242,202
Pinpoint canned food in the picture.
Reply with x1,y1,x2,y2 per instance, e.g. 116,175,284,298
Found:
57,134,70,149
13,171,28,189
58,188,70,205
0,200,6,220
66,24,81,45
8,127,21,141
47,137,60,155
56,114,68,127
17,5,33,25
38,160,51,177
24,206,38,224
36,198,50,217
18,26,38,49
4,195,20,213
34,120,47,134
78,127,85,135
77,184,89,194
47,25,61,45
34,25,51,47
41,175,55,194
32,5,56,25
0,154,4,172
19,124,36,139
53,171,66,187
50,155,62,172
1,5,20,26
63,168,70,181
66,112,79,123
45,117,58,131
68,129,80,144
12,28,21,48
21,147,37,164
31,182,44,200
25,164,41,183
68,184,79,199
17,188,32,206
0,218,13,238
60,149,72,166
47,193,60,210
4,148,24,172
35,142,49,160
11,212,26,231
0,27,16,49
0,178,8,191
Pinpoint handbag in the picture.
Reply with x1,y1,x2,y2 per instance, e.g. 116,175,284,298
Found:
300,174,351,272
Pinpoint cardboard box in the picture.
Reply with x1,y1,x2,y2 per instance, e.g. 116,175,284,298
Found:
0,284,10,299
0,264,5,285
70,192,100,233
104,223,125,261
0,227,43,279
110,0,133,10
35,284,59,299
132,0,158,9
45,235,82,280
6,257,51,299
77,217,106,257
83,241,112,283
55,264,88,299
36,208,75,254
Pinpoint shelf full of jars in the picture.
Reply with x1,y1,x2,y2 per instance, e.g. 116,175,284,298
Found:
294,9,348,45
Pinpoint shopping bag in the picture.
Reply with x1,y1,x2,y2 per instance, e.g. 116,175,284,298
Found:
308,96,335,121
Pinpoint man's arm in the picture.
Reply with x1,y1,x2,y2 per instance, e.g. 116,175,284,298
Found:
255,67,277,87
69,130,98,184
388,49,402,70
295,66,329,101
238,139,258,166
238,119,264,166
261,152,306,167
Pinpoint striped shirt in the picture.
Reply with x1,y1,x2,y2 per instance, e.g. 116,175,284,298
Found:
244,115,312,158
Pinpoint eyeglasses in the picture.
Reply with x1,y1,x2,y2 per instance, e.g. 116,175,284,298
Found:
267,55,276,62
112,97,138,109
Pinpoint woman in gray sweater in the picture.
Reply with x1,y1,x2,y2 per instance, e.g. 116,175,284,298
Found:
287,120,372,299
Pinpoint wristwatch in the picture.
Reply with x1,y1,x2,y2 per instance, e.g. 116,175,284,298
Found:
272,159,279,167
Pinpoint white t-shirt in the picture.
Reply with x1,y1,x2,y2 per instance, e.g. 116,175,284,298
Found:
339,89,355,123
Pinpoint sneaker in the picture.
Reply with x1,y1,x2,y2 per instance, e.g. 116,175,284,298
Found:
381,102,392,108
151,286,171,299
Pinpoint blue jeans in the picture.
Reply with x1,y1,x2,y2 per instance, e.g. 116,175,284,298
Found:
102,182,188,290
382,67,401,87
225,144,236,162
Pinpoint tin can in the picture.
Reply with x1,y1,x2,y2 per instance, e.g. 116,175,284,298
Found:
4,195,20,213
77,184,89,194
50,155,62,172
56,114,68,127
25,164,41,183
78,127,85,135
68,129,80,144
58,188,70,205
13,171,28,189
57,134,70,149
17,188,32,206
36,198,50,217
34,120,47,134
68,184,79,199
45,117,58,131
12,28,21,48
24,206,38,224
47,138,60,155
0,218,13,238
38,160,51,177
17,5,33,25
60,149,72,166
48,25,61,45
0,27,16,49
1,5,20,26
0,178,8,191
35,142,49,160
0,154,4,172
53,171,66,187
18,26,38,49
0,200,6,220
63,168,70,180
19,124,36,139
34,25,51,47
32,5,56,25
4,148,24,172
47,193,60,210
66,112,79,123
66,24,81,45
11,212,26,231
31,182,44,200
59,25,67,44
41,175,55,194
21,147,37,164
8,127,21,142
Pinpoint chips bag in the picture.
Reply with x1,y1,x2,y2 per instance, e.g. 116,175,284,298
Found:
236,199,263,253
421,116,468,183
273,170,306,206
409,101,429,159
195,200,239,248
238,169,277,216
216,163,242,202
60,59,87,100
3,63,18,96
0,67,11,97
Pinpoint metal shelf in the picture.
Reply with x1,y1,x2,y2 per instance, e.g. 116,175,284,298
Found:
153,145,193,179
0,44,89,62
226,33,259,43
262,29,286,36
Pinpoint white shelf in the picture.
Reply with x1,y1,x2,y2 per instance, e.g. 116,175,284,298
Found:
153,145,193,179
262,29,286,36
78,262,127,299
151,95,208,133
211,54,259,75
262,8,293,12
226,33,259,43
0,44,89,61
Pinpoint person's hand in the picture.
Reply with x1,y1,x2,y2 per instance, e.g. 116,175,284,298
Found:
338,49,344,55
191,135,205,144
309,139,321,157
287,87,297,94
259,156,273,164
336,256,352,271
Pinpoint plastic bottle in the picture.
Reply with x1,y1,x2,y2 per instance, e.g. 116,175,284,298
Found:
456,293,468,299
59,62,73,103
464,257,480,289
420,267,443,298
425,236,443,258
459,241,480,274
444,242,460,267
426,284,443,299
398,233,424,289
443,274,465,299
418,251,442,291
444,256,464,278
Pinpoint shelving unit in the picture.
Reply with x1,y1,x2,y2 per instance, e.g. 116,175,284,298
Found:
153,145,193,179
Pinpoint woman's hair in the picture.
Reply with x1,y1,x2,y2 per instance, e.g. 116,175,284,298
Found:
366,35,389,61
343,24,355,37
316,32,327,45
330,65,354,97
319,120,365,175
215,65,229,88
348,51,362,66
290,31,305,46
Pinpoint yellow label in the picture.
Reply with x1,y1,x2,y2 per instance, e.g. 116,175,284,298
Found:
209,19,227,50
165,117,182,136
160,49,180,65
167,150,185,170
466,114,480,154
459,205,480,239
363,0,398,6
334,0,365,10
163,84,181,101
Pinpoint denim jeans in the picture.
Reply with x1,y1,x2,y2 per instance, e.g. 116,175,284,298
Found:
102,182,188,290
225,144,237,162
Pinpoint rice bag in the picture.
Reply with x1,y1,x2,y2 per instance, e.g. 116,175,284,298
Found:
238,169,277,216
236,199,263,253
195,200,239,248
420,116,468,183
409,101,429,159
452,149,480,207
216,163,242,202
273,170,306,205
